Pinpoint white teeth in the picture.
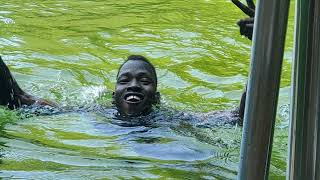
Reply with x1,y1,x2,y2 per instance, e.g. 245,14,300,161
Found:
126,95,141,101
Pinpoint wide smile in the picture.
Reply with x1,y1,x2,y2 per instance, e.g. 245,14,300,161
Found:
124,93,144,104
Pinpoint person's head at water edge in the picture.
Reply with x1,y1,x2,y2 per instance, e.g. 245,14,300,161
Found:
113,55,160,117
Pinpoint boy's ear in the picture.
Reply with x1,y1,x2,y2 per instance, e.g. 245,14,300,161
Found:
154,92,161,104
112,92,115,104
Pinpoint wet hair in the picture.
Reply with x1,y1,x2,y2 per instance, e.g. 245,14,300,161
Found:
117,55,158,86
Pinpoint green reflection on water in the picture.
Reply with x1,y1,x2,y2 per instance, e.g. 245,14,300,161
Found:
0,0,294,179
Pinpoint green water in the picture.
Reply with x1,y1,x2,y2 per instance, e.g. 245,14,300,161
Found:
0,0,294,179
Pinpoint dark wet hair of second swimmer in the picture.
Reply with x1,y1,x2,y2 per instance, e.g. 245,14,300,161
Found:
117,55,158,86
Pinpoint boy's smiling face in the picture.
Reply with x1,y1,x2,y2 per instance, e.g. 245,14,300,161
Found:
113,60,159,117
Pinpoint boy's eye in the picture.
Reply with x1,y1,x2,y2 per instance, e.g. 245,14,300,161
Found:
118,78,129,84
140,78,152,84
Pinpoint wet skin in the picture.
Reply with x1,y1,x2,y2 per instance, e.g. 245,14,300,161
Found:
113,60,160,117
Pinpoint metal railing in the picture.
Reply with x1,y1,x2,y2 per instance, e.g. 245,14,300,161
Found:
237,0,290,179
237,0,320,179
287,0,320,179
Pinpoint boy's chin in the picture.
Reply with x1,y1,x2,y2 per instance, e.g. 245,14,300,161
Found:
120,107,152,117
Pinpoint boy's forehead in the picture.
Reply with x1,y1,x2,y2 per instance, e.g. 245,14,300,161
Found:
118,60,155,75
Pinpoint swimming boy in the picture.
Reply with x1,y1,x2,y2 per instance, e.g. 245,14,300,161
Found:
0,54,246,124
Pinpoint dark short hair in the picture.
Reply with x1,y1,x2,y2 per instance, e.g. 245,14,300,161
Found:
117,55,157,86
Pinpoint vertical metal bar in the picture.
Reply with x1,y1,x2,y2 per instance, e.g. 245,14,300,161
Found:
237,0,290,179
287,0,320,179
316,1,320,174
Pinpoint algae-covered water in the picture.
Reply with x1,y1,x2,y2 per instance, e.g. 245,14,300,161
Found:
0,0,294,179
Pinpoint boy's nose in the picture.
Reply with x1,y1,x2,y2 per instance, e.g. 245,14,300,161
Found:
127,79,141,91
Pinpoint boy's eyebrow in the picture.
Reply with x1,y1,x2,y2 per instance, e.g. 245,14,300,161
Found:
117,72,155,83
118,72,130,77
